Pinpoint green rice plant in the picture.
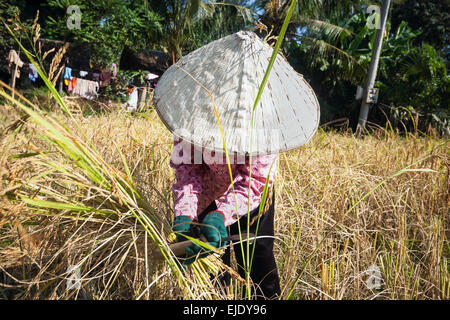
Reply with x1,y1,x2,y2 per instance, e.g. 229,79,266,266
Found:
1,18,224,300
199,0,298,299
0,84,223,299
243,0,298,298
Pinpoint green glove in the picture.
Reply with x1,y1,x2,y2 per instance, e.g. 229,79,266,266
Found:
172,216,192,242
184,211,228,265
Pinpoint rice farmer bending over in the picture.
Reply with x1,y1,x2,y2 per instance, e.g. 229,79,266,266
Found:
170,137,280,299
154,31,320,300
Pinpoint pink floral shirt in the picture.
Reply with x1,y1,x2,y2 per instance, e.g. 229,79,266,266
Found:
170,138,278,226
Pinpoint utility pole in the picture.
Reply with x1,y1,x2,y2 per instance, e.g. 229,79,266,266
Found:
357,0,391,133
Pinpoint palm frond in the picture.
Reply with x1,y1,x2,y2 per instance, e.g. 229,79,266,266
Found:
301,18,354,43
301,35,367,84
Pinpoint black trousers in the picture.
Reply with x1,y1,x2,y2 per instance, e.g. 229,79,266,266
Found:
198,190,281,300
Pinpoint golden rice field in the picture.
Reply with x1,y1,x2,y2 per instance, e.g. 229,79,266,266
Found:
0,99,448,300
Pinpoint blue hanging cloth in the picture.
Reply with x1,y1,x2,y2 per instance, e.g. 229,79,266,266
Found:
64,67,73,80
28,63,38,82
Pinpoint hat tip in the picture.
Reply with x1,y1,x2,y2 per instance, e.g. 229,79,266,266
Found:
235,30,256,41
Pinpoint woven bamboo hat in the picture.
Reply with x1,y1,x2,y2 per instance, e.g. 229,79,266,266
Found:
154,30,320,155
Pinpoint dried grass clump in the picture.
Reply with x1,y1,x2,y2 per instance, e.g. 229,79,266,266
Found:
0,104,230,300
276,129,448,299
1,103,448,300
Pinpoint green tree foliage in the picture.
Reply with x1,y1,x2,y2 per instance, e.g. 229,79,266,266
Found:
0,1,42,80
378,42,449,115
146,0,253,63
287,9,448,123
0,1,32,55
391,0,450,56
45,0,162,67
183,1,256,54
253,0,364,42
2,0,448,125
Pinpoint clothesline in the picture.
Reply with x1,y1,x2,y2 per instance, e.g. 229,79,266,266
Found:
8,50,24,79
6,48,157,106
63,66,112,85
64,67,100,100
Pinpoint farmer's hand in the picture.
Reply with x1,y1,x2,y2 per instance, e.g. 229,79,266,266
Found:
184,211,228,265
172,215,192,242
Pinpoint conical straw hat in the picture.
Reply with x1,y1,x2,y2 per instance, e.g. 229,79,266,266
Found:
154,30,320,156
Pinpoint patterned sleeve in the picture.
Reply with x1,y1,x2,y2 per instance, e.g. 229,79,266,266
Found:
216,154,278,226
170,139,206,220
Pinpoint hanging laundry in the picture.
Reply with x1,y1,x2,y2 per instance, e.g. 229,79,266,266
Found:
64,67,73,80
92,73,100,82
99,71,111,88
68,77,73,93
28,63,38,82
72,78,99,100
67,77,77,93
8,50,24,78
145,72,159,81
126,87,139,111
111,63,117,77
79,70,88,78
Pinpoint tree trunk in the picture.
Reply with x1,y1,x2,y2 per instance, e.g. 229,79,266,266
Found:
357,0,391,133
